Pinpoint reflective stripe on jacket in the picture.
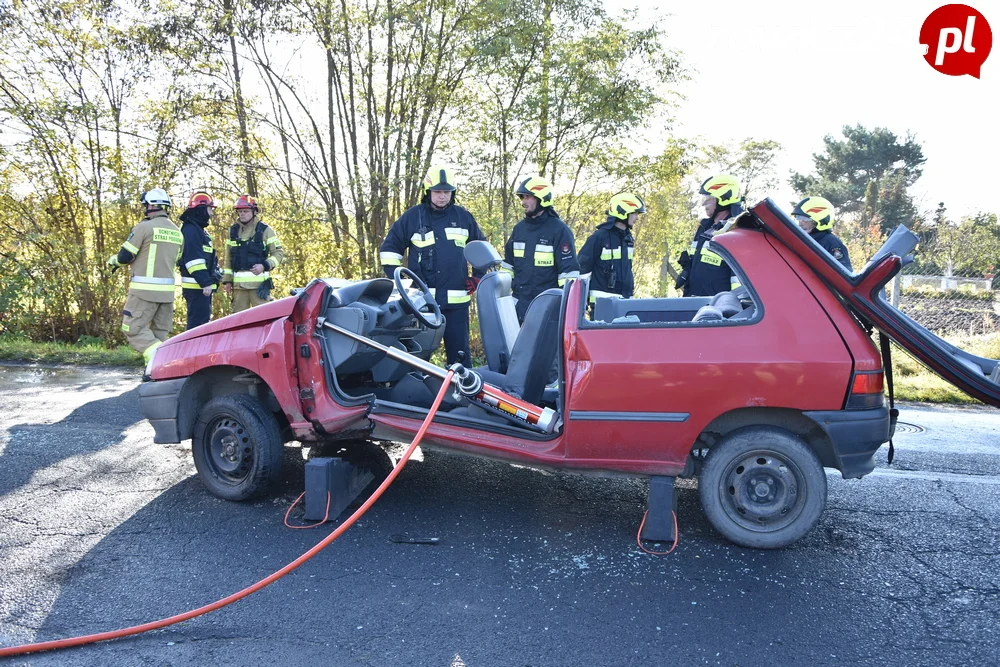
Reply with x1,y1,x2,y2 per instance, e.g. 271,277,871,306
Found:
223,217,285,290
178,219,220,289
685,218,740,297
503,208,580,320
119,210,183,303
379,200,485,308
578,220,635,301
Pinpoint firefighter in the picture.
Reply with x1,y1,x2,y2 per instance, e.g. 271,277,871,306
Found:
177,191,222,329
579,192,645,303
503,176,581,323
379,165,486,365
221,195,286,313
680,174,744,297
792,196,852,271
107,188,183,362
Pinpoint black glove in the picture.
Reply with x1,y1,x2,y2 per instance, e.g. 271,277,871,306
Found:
677,250,691,270
674,269,688,291
256,278,273,301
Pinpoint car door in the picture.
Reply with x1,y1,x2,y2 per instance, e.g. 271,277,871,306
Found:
291,279,373,437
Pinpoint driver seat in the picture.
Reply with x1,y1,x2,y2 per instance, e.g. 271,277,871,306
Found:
476,289,562,405
464,241,519,373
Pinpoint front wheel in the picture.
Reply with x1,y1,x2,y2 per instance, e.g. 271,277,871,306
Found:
192,394,284,501
698,426,827,549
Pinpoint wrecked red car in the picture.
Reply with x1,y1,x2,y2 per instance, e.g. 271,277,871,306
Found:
138,199,1000,549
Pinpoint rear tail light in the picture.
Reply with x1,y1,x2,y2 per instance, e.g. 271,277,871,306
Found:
846,370,885,409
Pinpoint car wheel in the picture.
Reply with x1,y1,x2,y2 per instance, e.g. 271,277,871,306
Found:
192,394,284,501
698,426,826,549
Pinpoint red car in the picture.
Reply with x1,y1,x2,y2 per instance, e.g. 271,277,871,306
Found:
139,199,1000,549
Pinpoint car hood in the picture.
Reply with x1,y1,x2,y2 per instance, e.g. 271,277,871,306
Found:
748,198,1000,408
161,295,298,348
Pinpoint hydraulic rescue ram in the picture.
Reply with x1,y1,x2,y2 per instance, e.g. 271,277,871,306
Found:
317,318,558,433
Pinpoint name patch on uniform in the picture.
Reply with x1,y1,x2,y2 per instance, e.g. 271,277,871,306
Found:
153,228,183,245
700,250,723,266
534,244,554,267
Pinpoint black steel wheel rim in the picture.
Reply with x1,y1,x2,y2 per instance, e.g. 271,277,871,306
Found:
206,415,253,485
718,449,806,533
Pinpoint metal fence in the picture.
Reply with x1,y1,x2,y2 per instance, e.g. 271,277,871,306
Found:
891,265,1000,339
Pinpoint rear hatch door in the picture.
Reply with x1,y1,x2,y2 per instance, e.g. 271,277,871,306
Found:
752,199,1000,407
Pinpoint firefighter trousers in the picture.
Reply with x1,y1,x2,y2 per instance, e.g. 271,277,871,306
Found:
231,287,268,313
441,306,470,366
122,293,173,357
183,289,213,330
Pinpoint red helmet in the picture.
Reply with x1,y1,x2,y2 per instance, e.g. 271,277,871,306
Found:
234,194,258,211
187,191,216,208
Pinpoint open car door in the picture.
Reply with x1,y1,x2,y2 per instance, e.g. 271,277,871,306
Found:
752,199,1000,408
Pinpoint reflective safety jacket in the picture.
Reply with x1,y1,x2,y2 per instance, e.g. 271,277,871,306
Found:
178,210,220,291
683,218,740,297
115,210,183,304
502,208,580,321
379,201,485,307
223,218,285,290
811,229,852,271
578,219,635,301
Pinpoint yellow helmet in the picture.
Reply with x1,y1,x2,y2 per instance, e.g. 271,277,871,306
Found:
423,165,456,192
699,174,742,207
515,176,554,207
607,192,646,220
792,196,835,231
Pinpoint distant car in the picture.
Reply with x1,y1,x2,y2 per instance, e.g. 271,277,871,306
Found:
138,199,1000,549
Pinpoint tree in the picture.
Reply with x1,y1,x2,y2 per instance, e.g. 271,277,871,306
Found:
459,3,681,236
702,138,782,203
0,0,686,341
790,124,926,233
912,205,1000,278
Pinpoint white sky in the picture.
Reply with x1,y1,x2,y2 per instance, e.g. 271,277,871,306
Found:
623,0,999,220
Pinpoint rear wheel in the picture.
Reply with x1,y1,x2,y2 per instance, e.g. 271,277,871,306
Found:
192,394,283,501
698,426,826,549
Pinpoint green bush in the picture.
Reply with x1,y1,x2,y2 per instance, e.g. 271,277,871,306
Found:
74,335,105,347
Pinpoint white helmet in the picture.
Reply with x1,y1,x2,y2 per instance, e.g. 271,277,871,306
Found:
141,188,172,208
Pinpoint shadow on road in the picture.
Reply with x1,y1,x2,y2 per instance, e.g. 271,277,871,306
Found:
1,385,142,498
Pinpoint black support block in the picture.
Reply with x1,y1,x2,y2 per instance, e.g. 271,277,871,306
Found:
304,457,375,522
640,476,678,543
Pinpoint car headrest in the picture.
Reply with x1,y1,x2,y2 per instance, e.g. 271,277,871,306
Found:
463,240,502,271
692,305,725,322
710,291,742,317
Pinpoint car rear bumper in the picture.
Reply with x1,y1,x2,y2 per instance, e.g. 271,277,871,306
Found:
804,406,890,479
138,378,187,444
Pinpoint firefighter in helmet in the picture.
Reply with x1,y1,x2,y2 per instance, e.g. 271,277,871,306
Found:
379,165,486,365
579,192,645,304
221,195,286,313
107,188,183,362
503,176,580,323
177,191,222,329
678,174,744,297
792,196,852,271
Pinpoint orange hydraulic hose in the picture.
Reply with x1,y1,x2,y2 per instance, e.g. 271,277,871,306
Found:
0,370,455,659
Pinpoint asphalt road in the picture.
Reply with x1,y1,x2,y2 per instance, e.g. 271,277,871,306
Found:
1,364,998,666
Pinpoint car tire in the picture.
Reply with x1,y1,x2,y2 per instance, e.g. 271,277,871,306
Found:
698,426,826,549
192,394,284,501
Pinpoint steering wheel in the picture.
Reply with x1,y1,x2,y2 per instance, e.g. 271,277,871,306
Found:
393,267,444,329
